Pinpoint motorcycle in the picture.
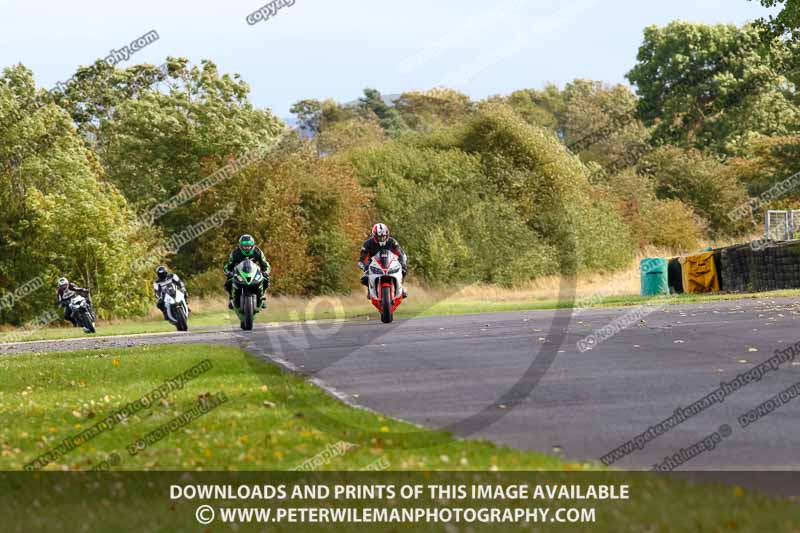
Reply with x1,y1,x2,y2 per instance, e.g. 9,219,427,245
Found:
160,281,189,331
231,259,266,331
63,289,96,334
366,249,405,323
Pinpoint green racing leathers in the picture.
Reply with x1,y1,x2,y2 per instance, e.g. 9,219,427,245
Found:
224,246,271,300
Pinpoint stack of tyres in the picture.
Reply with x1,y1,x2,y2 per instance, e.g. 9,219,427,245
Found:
752,245,771,292
769,241,800,289
719,240,800,293
785,242,800,288
719,244,752,293
640,258,669,296
751,242,780,292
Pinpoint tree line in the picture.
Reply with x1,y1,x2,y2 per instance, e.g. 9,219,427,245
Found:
3,13,800,324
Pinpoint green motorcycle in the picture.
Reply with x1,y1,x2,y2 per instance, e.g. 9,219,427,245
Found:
231,259,266,330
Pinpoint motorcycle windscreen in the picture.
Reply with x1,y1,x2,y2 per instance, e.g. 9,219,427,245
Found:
376,250,395,269
237,260,261,285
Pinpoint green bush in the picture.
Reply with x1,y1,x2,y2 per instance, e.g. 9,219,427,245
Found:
347,143,558,284
457,103,636,274
599,169,705,251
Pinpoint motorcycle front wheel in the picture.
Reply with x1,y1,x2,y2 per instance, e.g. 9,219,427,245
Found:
79,309,96,334
242,294,256,331
174,305,188,332
381,286,393,324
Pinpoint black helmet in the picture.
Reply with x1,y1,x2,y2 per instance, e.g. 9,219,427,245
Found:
156,266,169,281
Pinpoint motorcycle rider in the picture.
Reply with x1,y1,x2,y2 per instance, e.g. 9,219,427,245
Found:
223,234,271,309
358,223,408,298
56,277,92,327
153,266,189,321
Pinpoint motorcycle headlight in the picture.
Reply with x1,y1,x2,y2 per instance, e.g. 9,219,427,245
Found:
387,265,401,274
254,271,263,282
369,266,384,275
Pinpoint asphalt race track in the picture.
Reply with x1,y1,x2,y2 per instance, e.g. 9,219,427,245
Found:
4,297,800,472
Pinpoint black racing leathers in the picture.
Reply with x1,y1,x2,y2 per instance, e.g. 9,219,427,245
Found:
56,283,91,326
223,246,271,296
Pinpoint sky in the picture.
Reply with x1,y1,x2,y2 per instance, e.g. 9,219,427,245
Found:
0,0,780,119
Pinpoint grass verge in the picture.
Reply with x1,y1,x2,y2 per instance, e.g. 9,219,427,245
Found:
0,344,568,471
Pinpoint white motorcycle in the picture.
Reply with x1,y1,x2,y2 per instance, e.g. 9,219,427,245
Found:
160,281,189,331
366,249,405,323
63,289,96,334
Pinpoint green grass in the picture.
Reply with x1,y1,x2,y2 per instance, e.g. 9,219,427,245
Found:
0,344,797,532
0,344,567,472
4,287,800,344
0,309,237,343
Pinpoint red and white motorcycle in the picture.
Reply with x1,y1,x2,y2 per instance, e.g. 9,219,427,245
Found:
366,249,405,323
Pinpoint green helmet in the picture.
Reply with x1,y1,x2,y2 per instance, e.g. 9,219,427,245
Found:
239,234,256,256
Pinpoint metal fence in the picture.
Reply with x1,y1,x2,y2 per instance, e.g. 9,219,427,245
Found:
765,210,800,241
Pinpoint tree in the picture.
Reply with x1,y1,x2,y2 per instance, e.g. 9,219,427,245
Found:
0,65,155,323
637,146,750,235
627,21,799,154
358,88,410,137
290,97,383,155
345,141,558,284
457,103,636,273
394,88,474,131
47,59,171,142
98,59,285,210
559,80,650,172
750,0,800,41
724,135,800,231
496,85,564,131
195,141,372,295
317,117,386,155
598,169,704,251
290,99,324,135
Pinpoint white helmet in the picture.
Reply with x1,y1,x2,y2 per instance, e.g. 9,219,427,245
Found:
57,277,68,288
372,223,390,247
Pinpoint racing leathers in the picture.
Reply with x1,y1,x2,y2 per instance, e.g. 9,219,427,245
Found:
223,246,271,303
56,283,91,326
358,236,408,296
154,273,188,320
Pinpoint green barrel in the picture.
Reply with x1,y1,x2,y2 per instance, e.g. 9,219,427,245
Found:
640,258,669,296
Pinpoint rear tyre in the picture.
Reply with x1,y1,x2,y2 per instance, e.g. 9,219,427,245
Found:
242,294,256,331
175,306,188,332
380,286,393,324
